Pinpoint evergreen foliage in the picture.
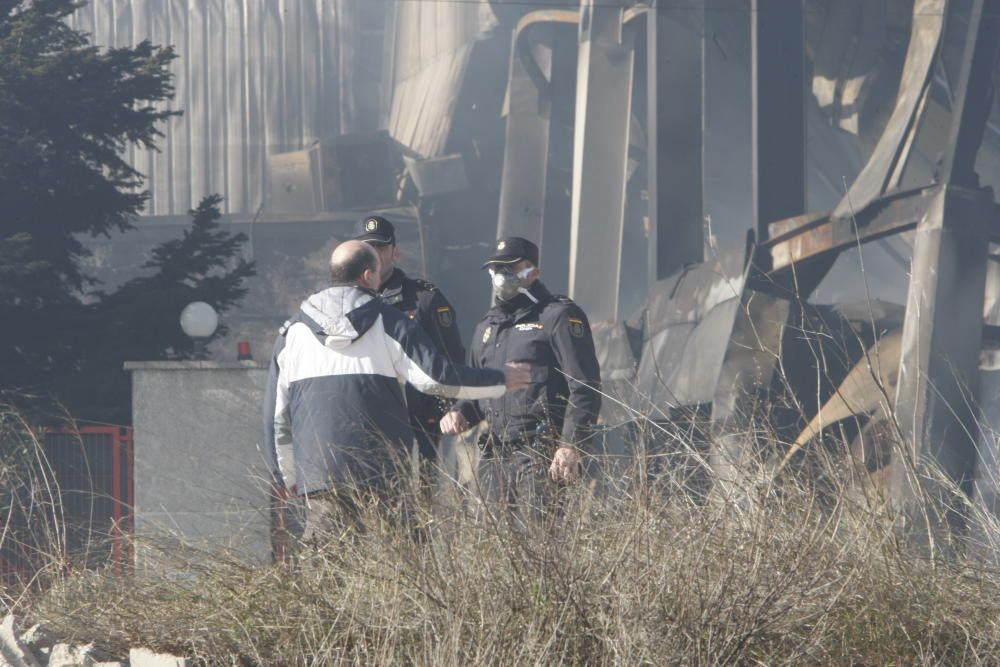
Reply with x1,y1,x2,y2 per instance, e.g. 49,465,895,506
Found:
0,0,254,422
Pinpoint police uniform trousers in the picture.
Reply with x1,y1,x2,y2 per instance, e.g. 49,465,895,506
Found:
471,437,560,531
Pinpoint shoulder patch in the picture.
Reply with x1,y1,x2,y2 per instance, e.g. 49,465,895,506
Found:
436,305,454,328
568,317,585,338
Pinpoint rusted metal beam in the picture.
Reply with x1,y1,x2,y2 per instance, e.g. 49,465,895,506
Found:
756,184,999,285
765,187,935,272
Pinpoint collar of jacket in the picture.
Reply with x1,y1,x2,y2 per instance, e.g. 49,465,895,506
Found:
299,285,378,349
491,282,552,323
379,268,407,294
378,268,407,305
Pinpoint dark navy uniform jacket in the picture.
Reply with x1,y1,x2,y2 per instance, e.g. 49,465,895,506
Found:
378,268,465,454
454,281,602,450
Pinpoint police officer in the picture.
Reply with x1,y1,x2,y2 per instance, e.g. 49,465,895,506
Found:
355,215,465,461
440,237,601,511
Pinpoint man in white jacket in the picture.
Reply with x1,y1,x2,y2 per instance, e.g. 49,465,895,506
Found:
263,240,528,541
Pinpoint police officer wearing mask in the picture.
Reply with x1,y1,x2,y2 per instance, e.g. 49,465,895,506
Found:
355,215,465,461
440,237,601,498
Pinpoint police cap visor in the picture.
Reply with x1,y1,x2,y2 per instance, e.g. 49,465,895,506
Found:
482,237,539,269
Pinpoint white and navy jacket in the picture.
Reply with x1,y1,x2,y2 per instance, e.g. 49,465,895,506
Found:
263,286,506,495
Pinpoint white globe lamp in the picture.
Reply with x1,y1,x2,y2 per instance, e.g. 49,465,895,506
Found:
180,301,219,357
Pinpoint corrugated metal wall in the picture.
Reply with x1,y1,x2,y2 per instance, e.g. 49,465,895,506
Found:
69,1,344,216
70,1,497,213
385,2,495,158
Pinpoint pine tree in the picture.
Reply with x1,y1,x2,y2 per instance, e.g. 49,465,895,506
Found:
0,1,254,422
69,196,255,422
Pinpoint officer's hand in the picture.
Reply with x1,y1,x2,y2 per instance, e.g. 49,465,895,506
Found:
503,362,532,390
440,410,470,435
549,446,582,484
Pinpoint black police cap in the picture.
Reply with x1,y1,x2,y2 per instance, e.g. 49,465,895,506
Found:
482,237,539,269
354,215,395,245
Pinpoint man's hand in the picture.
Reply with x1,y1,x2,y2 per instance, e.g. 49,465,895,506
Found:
549,446,582,484
440,410,470,435
503,362,532,390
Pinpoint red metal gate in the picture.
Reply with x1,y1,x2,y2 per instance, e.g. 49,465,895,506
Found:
0,426,133,589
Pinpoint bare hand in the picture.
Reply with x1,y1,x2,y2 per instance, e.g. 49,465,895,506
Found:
503,362,532,390
549,447,582,484
440,410,470,435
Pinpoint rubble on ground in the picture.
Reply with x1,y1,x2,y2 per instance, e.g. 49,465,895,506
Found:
1,615,188,667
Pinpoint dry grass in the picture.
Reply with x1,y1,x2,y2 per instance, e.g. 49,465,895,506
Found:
5,355,1000,667
7,417,1000,666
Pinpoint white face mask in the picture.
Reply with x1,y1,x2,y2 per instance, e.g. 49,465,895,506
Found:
489,266,537,302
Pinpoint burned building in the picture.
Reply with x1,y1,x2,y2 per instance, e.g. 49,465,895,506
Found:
77,0,1000,511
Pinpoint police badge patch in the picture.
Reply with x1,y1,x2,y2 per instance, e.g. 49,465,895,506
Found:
482,326,492,344
568,317,585,338
436,306,454,328
365,218,378,231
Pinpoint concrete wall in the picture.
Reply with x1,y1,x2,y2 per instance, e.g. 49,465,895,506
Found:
127,362,271,563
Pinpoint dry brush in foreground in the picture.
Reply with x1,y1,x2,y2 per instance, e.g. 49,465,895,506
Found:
12,423,1000,666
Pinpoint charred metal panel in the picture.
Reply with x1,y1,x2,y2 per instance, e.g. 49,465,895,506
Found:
702,0,754,258
717,0,810,392
593,322,642,426
892,0,1000,510
386,1,495,159
831,0,945,219
497,17,556,240
647,3,705,282
497,10,583,275
636,250,747,410
404,154,469,198
976,260,1000,516
569,0,635,322
810,0,888,135
892,187,992,501
751,0,805,245
337,1,388,136
707,0,808,494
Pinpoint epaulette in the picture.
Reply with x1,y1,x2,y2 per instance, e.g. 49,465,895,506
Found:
413,278,438,293
551,294,575,305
